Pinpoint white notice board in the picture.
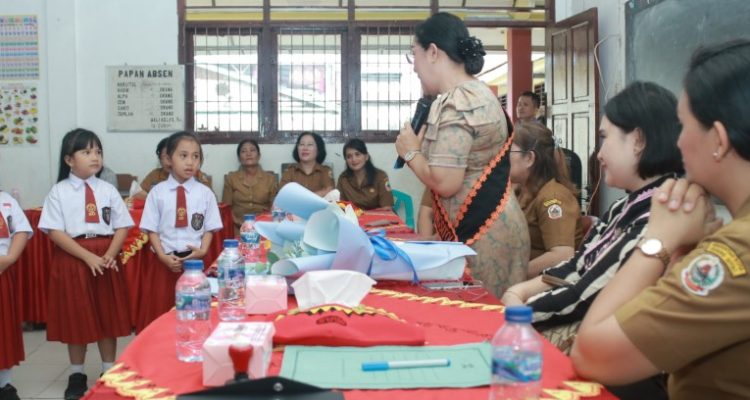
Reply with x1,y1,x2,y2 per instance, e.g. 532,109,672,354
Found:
106,65,185,131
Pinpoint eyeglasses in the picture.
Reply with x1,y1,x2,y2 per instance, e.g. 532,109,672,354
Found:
405,51,414,64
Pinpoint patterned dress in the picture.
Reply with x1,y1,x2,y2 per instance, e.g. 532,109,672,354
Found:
421,80,529,298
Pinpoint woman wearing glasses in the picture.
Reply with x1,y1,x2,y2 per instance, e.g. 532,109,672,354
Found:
280,131,335,197
510,122,583,278
395,12,529,298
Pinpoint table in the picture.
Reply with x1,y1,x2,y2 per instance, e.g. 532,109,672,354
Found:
12,206,409,324
12,204,235,324
82,284,615,400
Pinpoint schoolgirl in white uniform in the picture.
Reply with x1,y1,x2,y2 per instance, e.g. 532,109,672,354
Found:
38,128,133,400
0,188,32,400
137,131,222,332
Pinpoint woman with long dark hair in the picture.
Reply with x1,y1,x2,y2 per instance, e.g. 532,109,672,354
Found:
337,139,394,209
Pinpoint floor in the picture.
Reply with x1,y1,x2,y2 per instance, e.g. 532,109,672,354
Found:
11,329,135,400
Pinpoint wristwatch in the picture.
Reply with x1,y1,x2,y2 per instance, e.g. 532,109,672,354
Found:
403,149,421,163
637,237,671,267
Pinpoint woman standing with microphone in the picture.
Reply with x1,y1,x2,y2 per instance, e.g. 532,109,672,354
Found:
395,12,529,298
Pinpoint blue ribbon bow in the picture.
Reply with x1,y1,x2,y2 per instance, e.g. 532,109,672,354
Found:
367,231,419,284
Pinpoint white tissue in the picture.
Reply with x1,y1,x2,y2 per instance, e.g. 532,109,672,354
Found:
291,270,376,311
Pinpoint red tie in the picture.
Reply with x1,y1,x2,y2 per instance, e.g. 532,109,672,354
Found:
0,215,9,238
175,185,188,228
84,183,100,223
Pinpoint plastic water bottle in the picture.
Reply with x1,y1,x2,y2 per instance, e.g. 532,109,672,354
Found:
175,260,212,362
239,214,265,275
217,239,245,321
490,305,543,400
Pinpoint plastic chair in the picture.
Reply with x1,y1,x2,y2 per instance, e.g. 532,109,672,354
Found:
392,190,415,230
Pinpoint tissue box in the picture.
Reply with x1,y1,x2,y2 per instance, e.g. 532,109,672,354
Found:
246,275,288,315
202,322,275,386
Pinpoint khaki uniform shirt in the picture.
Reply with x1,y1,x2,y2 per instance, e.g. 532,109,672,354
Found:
337,169,394,210
222,169,278,233
616,195,750,400
140,168,212,193
279,163,334,194
519,179,583,259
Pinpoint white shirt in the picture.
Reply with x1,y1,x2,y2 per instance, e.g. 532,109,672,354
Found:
39,174,134,237
140,174,222,254
0,191,33,256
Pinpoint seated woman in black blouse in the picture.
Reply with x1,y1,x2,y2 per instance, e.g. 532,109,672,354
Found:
501,81,684,352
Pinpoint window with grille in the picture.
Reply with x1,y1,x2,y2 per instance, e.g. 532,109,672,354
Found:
277,32,342,133
359,32,421,132
190,29,259,134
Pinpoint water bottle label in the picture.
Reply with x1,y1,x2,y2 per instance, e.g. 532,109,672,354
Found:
218,265,245,281
240,230,260,244
176,292,211,311
492,349,542,383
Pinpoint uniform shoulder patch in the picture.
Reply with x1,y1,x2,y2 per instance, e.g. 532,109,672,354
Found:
543,198,562,207
681,253,725,296
547,204,563,220
705,242,746,278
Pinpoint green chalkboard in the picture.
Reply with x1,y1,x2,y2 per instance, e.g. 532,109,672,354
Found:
626,0,750,93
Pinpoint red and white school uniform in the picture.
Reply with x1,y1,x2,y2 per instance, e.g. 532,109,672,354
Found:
0,192,32,369
38,175,134,344
137,175,222,332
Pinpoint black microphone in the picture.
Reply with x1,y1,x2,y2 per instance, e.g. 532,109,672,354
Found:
394,97,435,169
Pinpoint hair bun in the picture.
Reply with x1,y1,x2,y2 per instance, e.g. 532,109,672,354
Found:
457,36,486,60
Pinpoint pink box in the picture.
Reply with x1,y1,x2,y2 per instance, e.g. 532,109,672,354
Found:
245,275,288,315
202,322,275,386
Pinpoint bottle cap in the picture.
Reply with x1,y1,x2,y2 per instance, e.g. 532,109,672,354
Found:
223,239,239,248
243,214,256,221
184,260,204,270
504,305,533,323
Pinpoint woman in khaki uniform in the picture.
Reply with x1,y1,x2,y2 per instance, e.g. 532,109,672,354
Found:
222,139,278,234
337,139,394,210
510,122,583,277
280,131,334,197
572,40,750,400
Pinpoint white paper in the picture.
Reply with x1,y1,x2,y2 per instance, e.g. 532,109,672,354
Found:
291,270,376,310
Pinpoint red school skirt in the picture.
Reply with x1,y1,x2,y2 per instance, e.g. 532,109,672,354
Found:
47,237,132,345
0,265,24,369
133,249,182,333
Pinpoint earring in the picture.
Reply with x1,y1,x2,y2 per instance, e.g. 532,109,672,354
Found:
713,151,719,157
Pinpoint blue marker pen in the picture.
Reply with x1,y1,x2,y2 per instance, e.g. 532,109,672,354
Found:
362,358,451,371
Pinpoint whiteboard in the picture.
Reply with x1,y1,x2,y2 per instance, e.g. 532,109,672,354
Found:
106,65,185,131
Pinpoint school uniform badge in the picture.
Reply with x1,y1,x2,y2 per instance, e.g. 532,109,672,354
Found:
102,207,111,225
191,212,204,230
681,253,724,296
547,204,563,220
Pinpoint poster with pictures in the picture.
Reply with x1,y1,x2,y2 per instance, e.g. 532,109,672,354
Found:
0,84,39,146
0,15,39,80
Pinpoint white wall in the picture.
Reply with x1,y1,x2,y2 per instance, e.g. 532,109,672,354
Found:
555,0,629,212
0,0,424,209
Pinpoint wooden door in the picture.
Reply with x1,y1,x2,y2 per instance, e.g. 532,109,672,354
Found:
545,8,600,215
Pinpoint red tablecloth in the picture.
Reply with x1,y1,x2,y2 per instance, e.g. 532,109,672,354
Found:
13,204,234,324
83,284,615,400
